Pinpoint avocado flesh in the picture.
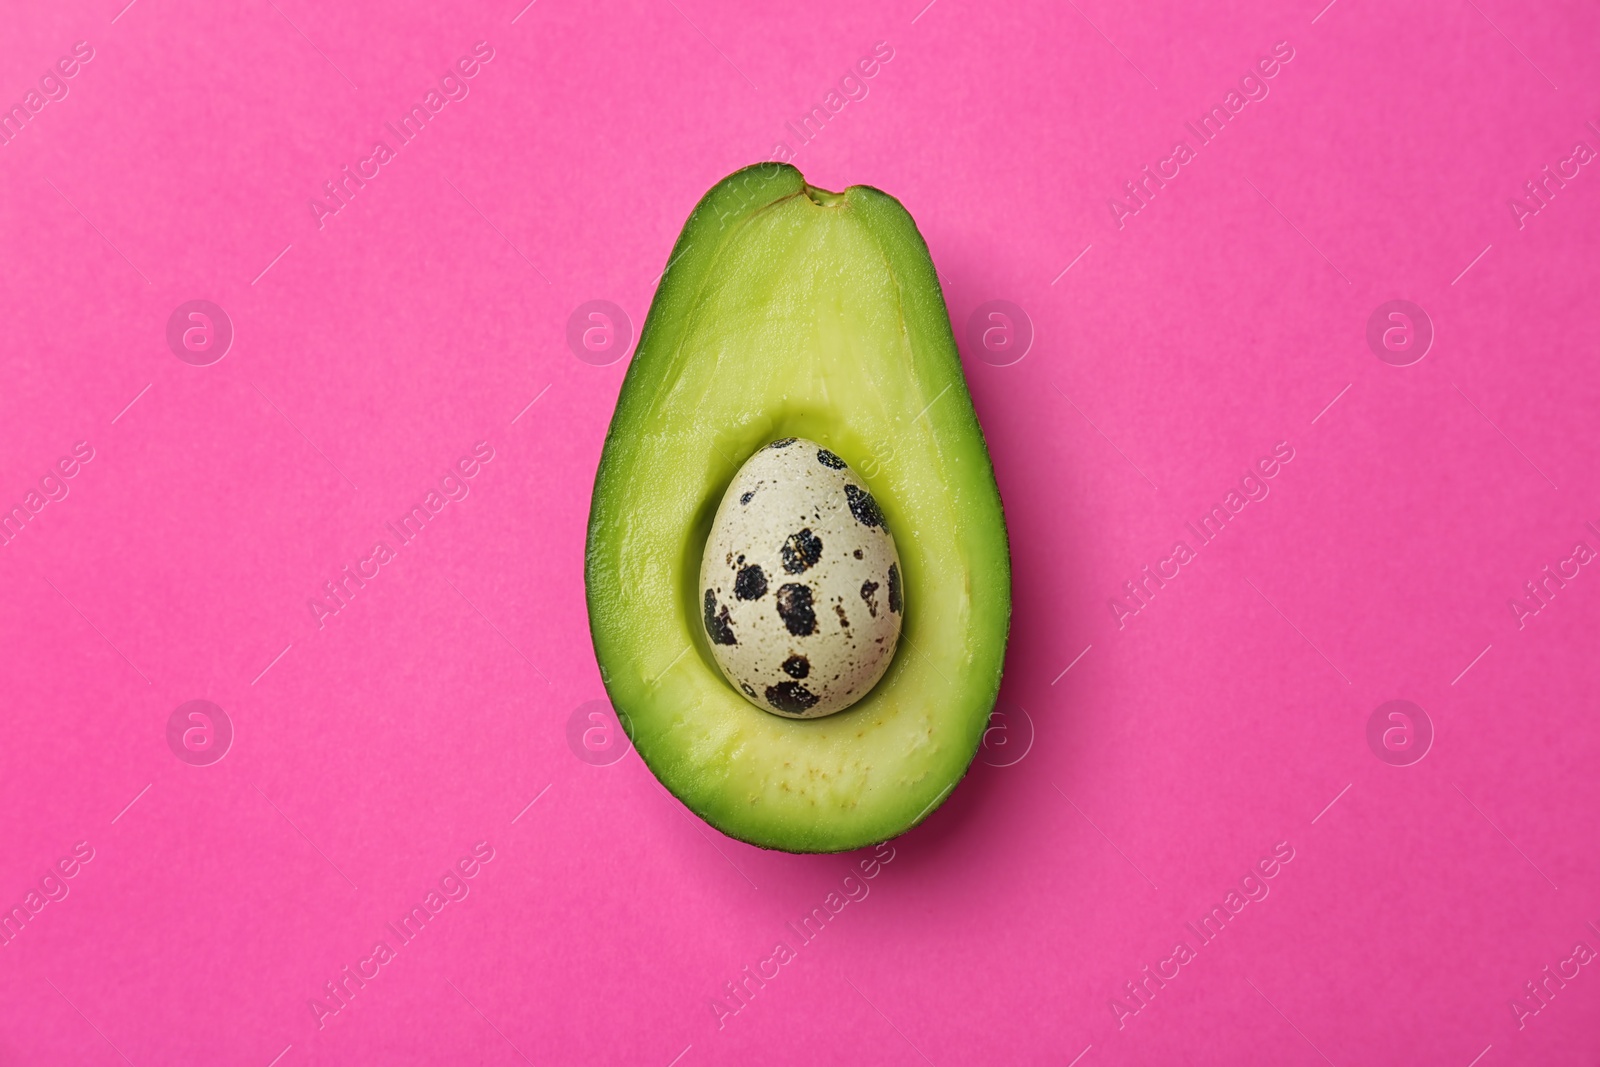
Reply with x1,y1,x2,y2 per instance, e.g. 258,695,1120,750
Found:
585,164,1011,853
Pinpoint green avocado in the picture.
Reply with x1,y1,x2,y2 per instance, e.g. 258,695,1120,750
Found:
585,163,1010,853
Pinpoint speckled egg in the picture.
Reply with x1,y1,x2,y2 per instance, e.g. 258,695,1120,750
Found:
699,437,904,718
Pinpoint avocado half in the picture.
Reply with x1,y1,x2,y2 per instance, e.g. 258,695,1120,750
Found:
585,163,1010,853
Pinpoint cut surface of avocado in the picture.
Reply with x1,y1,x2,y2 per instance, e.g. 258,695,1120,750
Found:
585,163,1010,853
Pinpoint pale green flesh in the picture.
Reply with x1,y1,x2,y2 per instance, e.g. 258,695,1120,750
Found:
587,166,1009,853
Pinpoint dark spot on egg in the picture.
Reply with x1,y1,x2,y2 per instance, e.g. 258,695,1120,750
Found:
734,564,767,601
860,579,880,617
769,437,796,448
740,490,755,505
780,528,823,574
740,682,757,699
844,483,886,531
703,589,737,645
816,448,847,469
887,562,902,614
782,654,810,679
775,583,816,636
853,548,863,559
765,681,818,714
834,603,850,628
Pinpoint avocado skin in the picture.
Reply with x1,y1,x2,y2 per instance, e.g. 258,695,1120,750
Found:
585,163,1011,853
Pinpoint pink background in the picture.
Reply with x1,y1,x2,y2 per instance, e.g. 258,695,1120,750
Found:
2,0,1599,1063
